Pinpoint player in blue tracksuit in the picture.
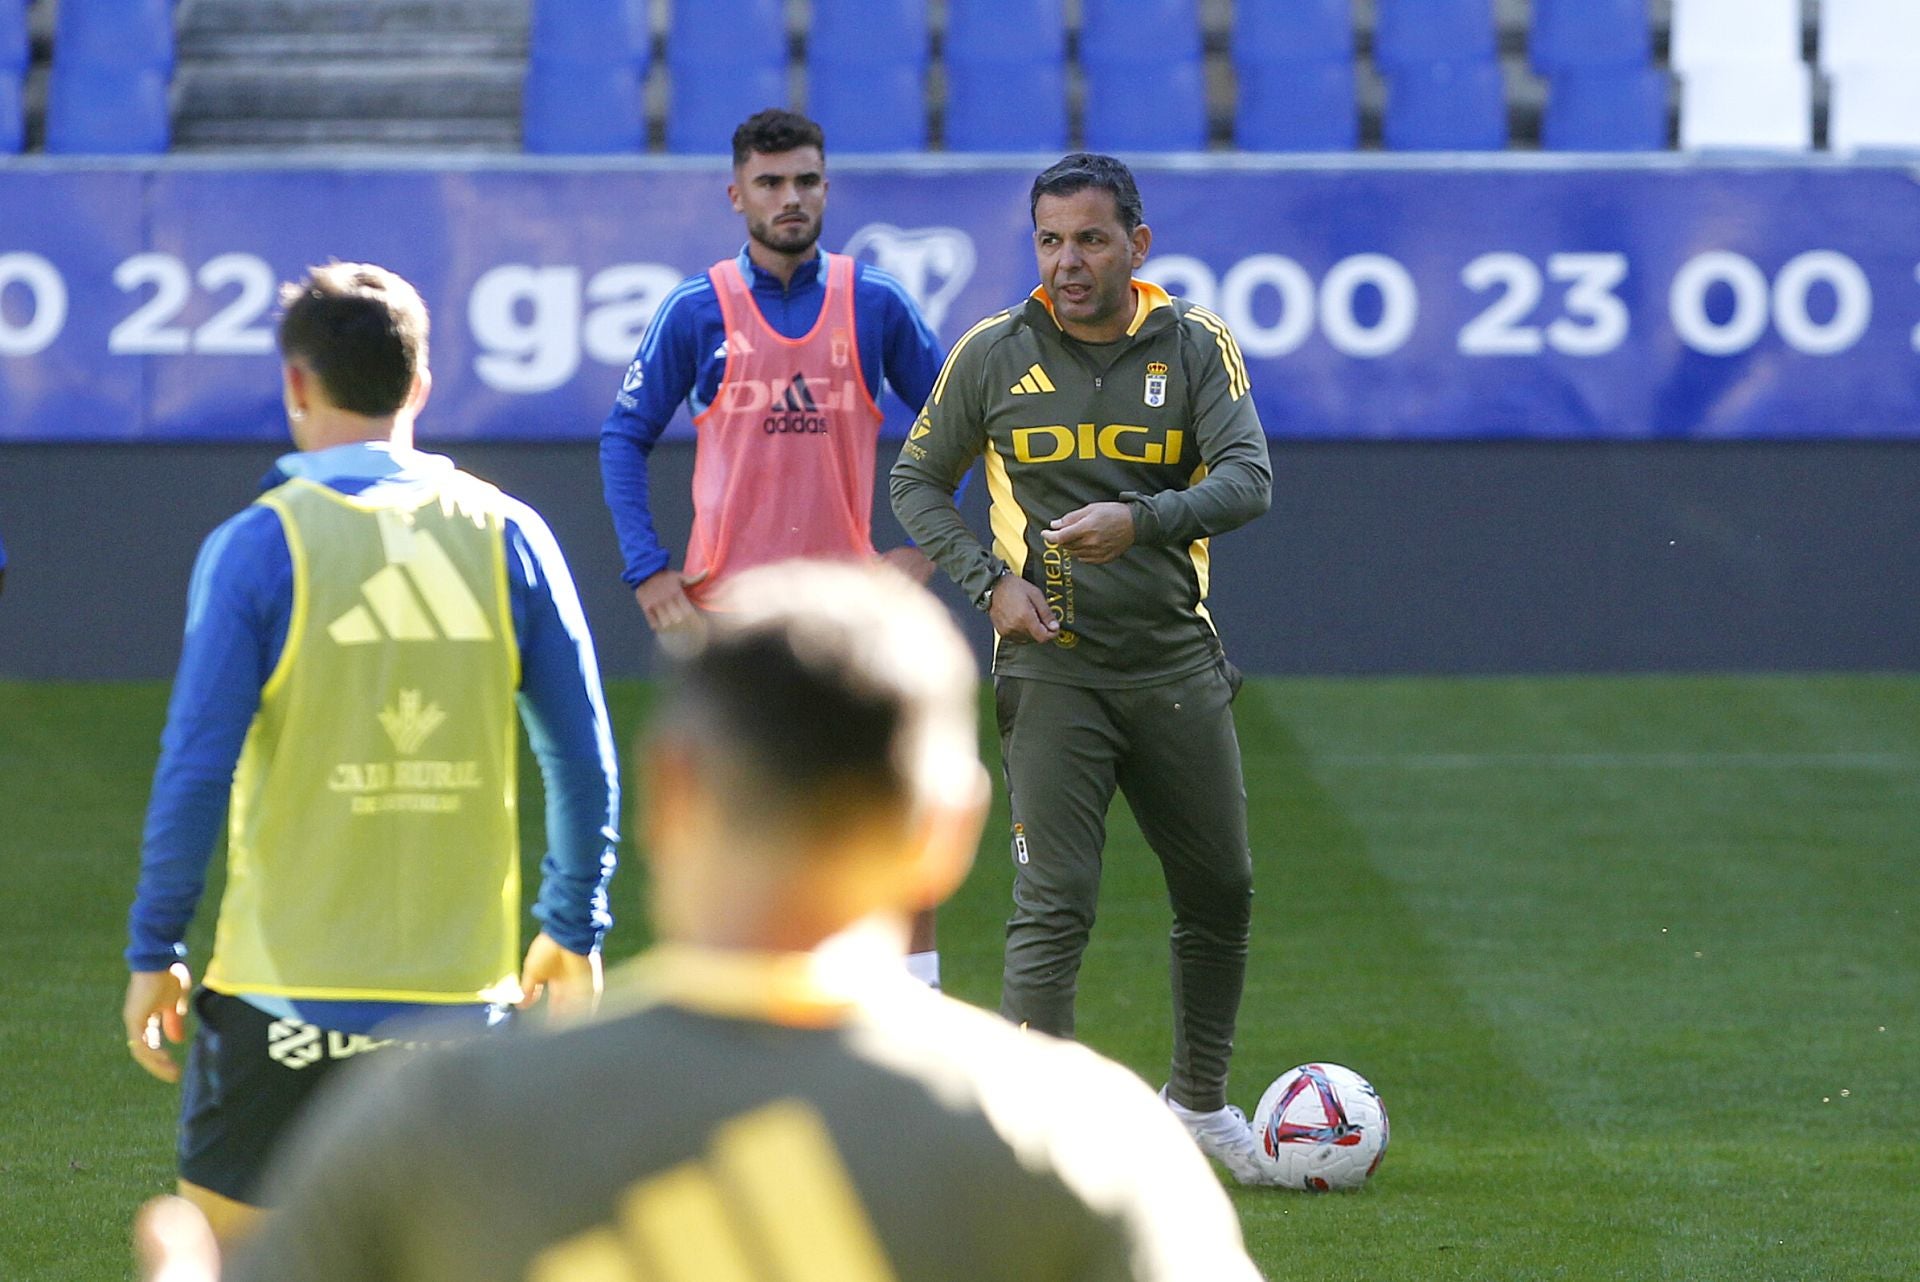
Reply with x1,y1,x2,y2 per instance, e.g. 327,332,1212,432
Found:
598,244,946,592
125,439,620,1233
600,110,955,989
126,442,619,1034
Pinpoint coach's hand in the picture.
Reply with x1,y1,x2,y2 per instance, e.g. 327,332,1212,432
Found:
878,545,937,585
634,568,705,639
1044,502,1135,565
988,575,1061,645
123,963,192,1083
518,932,602,1019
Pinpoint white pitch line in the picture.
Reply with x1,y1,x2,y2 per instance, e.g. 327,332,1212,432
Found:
1311,751,1920,770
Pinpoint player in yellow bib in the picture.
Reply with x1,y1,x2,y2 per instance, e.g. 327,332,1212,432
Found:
122,264,620,1244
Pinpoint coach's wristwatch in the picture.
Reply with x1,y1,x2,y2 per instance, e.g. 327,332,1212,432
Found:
975,567,1009,611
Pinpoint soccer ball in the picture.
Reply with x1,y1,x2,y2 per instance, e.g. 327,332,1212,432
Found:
1252,1063,1389,1191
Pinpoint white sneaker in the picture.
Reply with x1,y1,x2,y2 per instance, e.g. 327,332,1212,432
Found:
1161,1086,1277,1187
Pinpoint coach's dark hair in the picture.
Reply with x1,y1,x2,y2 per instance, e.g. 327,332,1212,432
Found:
653,562,977,843
276,263,428,418
732,108,826,166
1029,153,1144,231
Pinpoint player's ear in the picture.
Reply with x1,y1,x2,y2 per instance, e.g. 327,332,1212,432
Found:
1129,222,1153,271
407,368,432,415
727,179,745,214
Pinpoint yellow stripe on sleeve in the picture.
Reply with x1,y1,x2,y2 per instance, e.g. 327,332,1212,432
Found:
931,310,1011,406
982,444,1031,577
1187,307,1251,401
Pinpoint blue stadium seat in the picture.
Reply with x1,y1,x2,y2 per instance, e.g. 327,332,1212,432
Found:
811,63,925,151
1235,57,1358,151
1,0,27,75
524,60,645,153
808,0,927,151
0,71,21,154
666,60,786,154
530,0,648,68
811,0,925,60
943,0,1067,151
1382,58,1506,149
670,0,784,66
1542,66,1668,151
944,57,1068,151
524,0,647,153
1373,0,1495,71
1235,0,1354,61
1082,55,1208,151
1081,0,1201,64
1530,0,1651,73
946,0,1065,62
1079,0,1204,151
54,0,174,73
45,65,169,153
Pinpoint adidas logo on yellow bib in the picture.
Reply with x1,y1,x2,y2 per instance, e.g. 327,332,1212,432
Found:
327,526,495,645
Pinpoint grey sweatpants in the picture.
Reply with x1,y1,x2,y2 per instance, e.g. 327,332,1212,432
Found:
994,660,1253,1112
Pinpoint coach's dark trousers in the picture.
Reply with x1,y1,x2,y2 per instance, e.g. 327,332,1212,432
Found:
994,661,1254,1112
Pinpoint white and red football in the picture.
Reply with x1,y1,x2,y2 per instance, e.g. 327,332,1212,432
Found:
1252,1062,1389,1191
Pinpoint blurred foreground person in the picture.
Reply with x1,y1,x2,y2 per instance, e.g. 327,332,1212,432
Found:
144,560,1262,1282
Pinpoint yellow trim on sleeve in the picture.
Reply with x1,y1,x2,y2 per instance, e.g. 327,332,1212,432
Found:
981,444,1031,577
931,309,1011,407
1186,305,1251,400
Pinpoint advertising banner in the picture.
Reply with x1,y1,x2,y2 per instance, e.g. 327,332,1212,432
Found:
2,161,1918,441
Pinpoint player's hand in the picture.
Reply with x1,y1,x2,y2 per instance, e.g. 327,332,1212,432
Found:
877,545,937,585
988,574,1061,645
1043,502,1136,565
123,963,193,1083
518,931,602,1019
635,568,706,646
133,1195,220,1282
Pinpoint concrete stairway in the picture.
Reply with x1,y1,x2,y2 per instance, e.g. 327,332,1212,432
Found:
171,0,531,151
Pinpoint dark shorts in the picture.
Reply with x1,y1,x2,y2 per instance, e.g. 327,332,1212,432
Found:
177,988,485,1204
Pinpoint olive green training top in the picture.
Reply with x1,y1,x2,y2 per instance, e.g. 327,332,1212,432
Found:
890,281,1272,688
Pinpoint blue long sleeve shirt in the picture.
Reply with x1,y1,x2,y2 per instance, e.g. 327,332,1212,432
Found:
599,246,949,587
127,443,620,1034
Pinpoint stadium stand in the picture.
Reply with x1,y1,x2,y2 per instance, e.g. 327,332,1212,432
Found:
45,0,173,153
171,0,527,151
4,1,1909,157
524,0,646,154
1232,0,1356,152
942,0,1070,152
1,0,25,154
1821,0,1920,153
806,0,928,153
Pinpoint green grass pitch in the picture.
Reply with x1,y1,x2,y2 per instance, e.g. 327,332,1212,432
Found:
3,674,1916,1279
